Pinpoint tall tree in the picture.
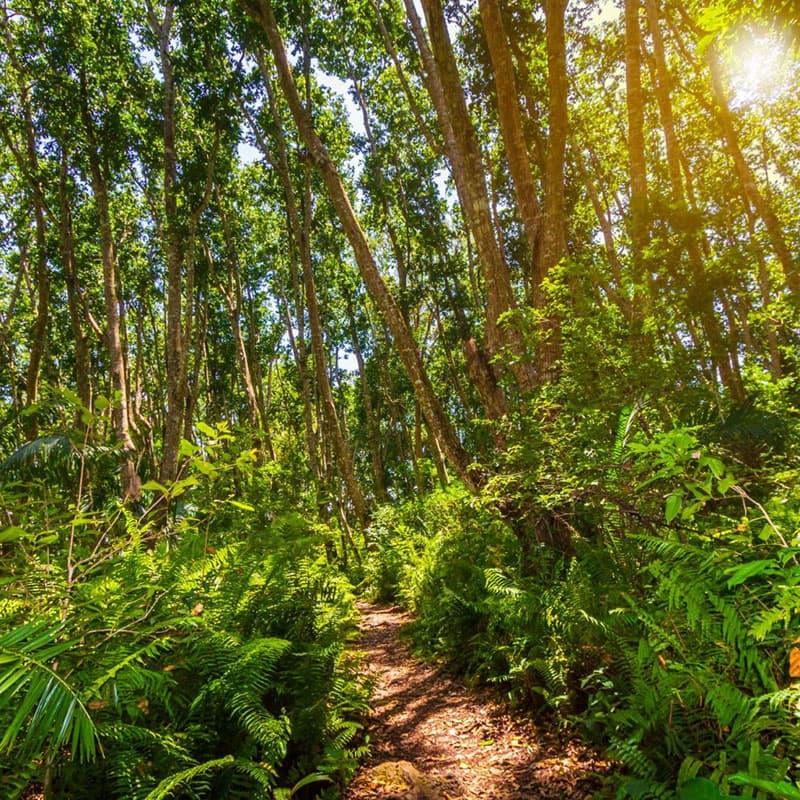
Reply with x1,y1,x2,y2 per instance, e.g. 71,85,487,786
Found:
240,0,482,490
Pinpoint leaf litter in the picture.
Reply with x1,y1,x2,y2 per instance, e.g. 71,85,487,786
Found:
344,604,613,800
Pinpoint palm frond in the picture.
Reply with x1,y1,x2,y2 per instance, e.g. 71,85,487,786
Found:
0,621,98,761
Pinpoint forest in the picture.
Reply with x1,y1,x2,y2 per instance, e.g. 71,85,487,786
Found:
1,0,799,797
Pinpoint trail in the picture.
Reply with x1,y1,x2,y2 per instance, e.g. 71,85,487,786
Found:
344,604,611,800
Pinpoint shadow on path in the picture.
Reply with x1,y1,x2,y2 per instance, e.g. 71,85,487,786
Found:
344,603,613,800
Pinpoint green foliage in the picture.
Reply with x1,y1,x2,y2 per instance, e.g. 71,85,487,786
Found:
3,0,800,797
0,429,369,799
0,622,98,763
373,416,800,798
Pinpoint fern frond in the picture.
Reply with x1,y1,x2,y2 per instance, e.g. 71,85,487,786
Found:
226,693,290,761
484,568,524,598
609,736,658,780
143,755,235,800
0,433,74,474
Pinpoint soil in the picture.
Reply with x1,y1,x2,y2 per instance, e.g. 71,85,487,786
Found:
343,603,614,800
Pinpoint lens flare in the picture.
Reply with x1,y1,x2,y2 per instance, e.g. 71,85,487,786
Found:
728,32,791,106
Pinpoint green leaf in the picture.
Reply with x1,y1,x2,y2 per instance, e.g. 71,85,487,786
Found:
0,623,98,762
171,476,200,496
289,772,331,796
678,777,731,800
758,524,773,541
228,500,255,511
717,475,735,494
725,560,775,588
729,775,800,800
195,421,216,437
193,459,216,476
141,480,169,494
700,457,726,478
666,492,683,523
144,756,235,800
0,526,27,542
178,438,198,457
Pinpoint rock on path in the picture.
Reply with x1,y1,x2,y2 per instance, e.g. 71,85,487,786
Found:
344,603,612,800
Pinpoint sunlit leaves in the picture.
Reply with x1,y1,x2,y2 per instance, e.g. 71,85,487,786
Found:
0,623,98,762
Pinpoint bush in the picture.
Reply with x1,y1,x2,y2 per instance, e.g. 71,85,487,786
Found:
370,425,800,798
0,426,369,799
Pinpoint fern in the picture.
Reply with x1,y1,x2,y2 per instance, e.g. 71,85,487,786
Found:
609,736,658,780
143,755,236,800
484,568,524,598
0,433,74,474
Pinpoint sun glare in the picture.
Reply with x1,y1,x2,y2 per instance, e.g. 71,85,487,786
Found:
728,32,791,107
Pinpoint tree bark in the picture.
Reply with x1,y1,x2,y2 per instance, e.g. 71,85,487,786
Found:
369,0,441,155
533,0,569,381
573,145,630,315
58,152,93,419
644,1,744,400
0,13,53,438
79,72,141,499
706,45,799,301
402,0,517,407
345,297,388,502
257,54,369,526
300,169,370,528
215,204,262,428
412,0,536,392
478,0,541,260
536,0,569,285
146,0,184,484
624,0,649,304
244,0,481,491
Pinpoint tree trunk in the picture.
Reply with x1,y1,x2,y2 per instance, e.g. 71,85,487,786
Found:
79,73,141,499
244,0,481,491
281,291,322,480
0,16,50,438
58,152,93,419
215,206,261,427
478,0,541,259
146,0,184,484
537,0,569,283
350,70,411,316
369,0,441,155
411,0,536,392
644,0,744,399
624,0,649,305
17,98,49,438
257,54,369,526
574,145,630,316
533,0,569,381
402,0,519,406
346,297,388,502
706,45,799,301
300,167,370,528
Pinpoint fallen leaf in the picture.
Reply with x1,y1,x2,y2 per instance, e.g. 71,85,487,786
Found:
790,640,800,679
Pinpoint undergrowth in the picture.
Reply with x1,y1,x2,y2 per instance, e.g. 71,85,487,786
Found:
0,421,370,799
361,418,800,800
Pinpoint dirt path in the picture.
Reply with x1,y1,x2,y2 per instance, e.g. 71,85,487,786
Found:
344,604,612,800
